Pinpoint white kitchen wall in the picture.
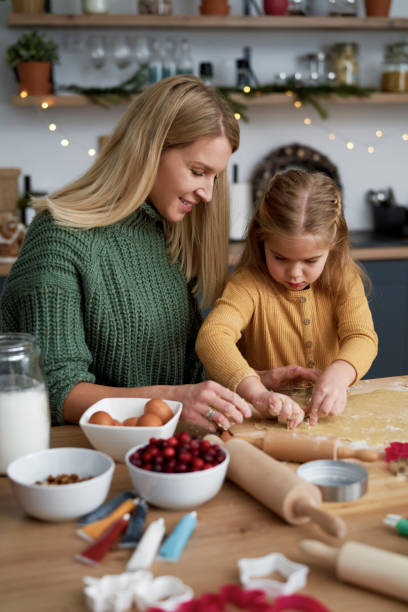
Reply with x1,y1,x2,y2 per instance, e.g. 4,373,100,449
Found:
1,0,408,230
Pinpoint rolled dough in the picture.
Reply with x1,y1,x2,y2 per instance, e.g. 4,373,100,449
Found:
233,388,408,448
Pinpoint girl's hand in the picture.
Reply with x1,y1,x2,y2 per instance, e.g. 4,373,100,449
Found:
179,381,252,432
257,364,321,390
307,360,356,425
253,391,305,429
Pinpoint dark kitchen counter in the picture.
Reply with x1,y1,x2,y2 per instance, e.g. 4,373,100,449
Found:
350,230,408,248
229,231,408,265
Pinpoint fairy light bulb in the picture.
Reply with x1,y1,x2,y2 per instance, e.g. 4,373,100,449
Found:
304,117,312,125
234,112,241,120
402,133,408,141
285,90,293,97
294,100,302,108
19,90,28,99
41,102,48,109
328,133,336,140
60,138,70,147
88,148,96,157
243,85,251,94
375,130,383,138
48,123,56,132
368,146,375,154
346,141,354,150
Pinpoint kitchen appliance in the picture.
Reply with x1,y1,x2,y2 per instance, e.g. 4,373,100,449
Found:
367,188,408,237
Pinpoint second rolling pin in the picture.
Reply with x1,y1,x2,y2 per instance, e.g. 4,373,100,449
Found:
299,539,408,602
258,430,378,463
206,435,346,538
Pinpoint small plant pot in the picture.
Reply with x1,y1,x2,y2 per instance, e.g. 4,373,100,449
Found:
364,0,392,17
200,0,230,16
263,0,288,15
11,0,45,12
17,62,52,96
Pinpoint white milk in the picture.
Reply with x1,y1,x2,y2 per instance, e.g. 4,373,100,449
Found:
0,376,50,474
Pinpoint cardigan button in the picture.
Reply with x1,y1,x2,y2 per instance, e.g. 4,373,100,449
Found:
307,360,315,367
305,341,313,348
303,318,311,325
300,296,307,303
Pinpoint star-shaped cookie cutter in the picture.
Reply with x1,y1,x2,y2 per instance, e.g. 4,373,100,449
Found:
238,552,309,598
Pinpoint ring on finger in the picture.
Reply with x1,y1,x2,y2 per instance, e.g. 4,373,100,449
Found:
206,407,217,421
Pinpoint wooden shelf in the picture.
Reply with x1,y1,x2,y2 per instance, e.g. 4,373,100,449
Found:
11,92,408,108
7,14,408,30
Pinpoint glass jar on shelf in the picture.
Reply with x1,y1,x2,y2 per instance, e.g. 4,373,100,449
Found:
330,42,359,85
297,51,327,85
381,43,408,93
328,0,358,16
138,0,172,14
288,0,307,14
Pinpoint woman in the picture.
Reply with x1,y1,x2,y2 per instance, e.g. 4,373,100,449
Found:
0,75,314,430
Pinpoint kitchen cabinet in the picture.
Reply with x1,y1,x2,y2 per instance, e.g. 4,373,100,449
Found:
362,259,408,378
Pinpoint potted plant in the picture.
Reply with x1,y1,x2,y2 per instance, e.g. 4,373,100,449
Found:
5,31,59,95
10,0,46,12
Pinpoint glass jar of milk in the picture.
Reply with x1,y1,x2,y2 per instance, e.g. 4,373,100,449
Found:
0,333,50,474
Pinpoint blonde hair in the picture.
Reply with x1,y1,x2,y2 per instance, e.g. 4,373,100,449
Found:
238,169,368,298
34,75,240,307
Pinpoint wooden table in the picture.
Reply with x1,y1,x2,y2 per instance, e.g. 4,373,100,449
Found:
1,377,408,612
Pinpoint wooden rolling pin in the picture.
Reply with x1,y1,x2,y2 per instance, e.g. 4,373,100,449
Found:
260,430,379,463
205,435,346,538
299,539,408,602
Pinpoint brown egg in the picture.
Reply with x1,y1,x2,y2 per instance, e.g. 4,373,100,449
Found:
144,399,173,424
111,419,123,426
138,413,163,427
123,417,139,427
88,411,114,426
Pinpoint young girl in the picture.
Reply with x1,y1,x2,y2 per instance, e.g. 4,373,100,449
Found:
196,169,378,428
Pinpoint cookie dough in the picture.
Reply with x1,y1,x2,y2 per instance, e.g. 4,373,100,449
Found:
232,388,408,448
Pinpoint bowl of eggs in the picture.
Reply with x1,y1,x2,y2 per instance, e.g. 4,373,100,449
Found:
79,398,182,462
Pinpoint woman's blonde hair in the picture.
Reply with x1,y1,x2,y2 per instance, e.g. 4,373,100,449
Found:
35,75,240,307
238,169,368,298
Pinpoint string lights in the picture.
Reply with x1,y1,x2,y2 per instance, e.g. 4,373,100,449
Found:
24,82,408,161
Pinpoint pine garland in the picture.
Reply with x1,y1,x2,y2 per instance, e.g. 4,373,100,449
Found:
59,69,375,119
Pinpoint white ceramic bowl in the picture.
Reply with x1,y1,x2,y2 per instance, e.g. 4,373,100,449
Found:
125,443,230,510
79,398,182,463
7,447,114,522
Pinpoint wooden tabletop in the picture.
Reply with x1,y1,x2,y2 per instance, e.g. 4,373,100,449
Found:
1,378,408,612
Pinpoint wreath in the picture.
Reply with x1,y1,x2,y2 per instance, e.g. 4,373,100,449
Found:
251,143,342,208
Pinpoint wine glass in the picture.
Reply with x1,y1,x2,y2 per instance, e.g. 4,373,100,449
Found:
86,34,107,70
112,35,132,70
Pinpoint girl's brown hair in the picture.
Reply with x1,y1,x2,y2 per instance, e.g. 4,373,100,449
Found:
238,169,368,298
34,75,240,308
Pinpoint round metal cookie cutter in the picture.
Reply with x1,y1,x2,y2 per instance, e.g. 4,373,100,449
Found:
297,460,368,502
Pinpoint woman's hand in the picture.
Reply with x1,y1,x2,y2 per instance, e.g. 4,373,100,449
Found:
307,360,356,425
257,364,321,390
179,380,252,432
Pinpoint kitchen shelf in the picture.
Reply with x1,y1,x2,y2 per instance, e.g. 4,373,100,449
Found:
7,14,408,30
10,92,408,108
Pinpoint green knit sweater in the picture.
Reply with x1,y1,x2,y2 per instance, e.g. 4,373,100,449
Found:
0,203,204,424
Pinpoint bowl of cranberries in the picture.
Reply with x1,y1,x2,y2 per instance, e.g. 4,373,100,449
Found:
125,432,229,509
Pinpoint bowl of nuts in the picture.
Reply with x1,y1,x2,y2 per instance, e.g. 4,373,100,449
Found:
79,398,182,462
7,447,115,522
125,432,229,510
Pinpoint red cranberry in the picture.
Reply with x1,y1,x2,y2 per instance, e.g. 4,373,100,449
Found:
163,447,176,459
177,432,191,444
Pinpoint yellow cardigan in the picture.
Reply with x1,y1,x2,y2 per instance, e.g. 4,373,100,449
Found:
196,267,378,391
